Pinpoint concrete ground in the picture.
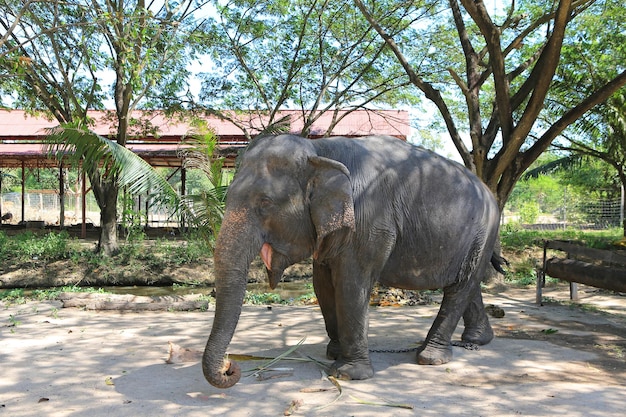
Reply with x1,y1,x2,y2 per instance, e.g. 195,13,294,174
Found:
1,285,625,416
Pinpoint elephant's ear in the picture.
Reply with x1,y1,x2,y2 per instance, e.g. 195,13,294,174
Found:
307,156,355,260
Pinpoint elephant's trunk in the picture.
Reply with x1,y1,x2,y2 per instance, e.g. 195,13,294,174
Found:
202,208,261,389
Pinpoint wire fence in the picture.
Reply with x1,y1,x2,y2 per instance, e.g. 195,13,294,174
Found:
0,190,183,229
503,196,624,230
0,191,100,226
2,190,624,231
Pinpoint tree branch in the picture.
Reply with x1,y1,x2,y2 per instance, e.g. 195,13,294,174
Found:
354,0,472,168
489,0,573,188
521,69,626,169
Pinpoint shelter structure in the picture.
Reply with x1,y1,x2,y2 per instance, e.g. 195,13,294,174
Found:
0,109,410,235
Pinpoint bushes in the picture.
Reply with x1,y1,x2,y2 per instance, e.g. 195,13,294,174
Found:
0,230,212,270
0,230,78,263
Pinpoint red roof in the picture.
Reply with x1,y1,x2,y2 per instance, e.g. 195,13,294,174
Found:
0,109,410,168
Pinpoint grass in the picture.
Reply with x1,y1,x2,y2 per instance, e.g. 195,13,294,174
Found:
500,224,622,251
0,229,214,283
0,285,107,305
244,291,317,306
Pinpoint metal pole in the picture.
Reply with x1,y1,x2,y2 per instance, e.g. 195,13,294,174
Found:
0,170,3,223
59,164,65,228
81,170,87,239
619,184,626,233
181,167,186,230
21,161,25,223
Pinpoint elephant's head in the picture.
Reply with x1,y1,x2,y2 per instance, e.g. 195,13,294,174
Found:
203,135,355,388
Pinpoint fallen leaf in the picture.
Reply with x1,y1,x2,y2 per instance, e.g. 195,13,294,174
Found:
166,341,203,364
105,377,115,386
228,354,274,361
315,376,343,410
284,399,303,416
38,398,49,403
349,395,414,409
256,371,293,381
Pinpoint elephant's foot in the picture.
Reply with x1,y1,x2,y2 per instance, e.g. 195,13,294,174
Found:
330,359,374,380
326,340,341,360
461,323,494,345
416,342,452,365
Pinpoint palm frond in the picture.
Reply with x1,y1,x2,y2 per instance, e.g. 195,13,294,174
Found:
522,155,583,180
178,120,229,237
0,171,17,179
261,114,292,136
45,126,180,209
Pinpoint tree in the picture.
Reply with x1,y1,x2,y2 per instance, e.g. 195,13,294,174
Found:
542,1,626,235
553,93,626,235
354,0,626,211
194,0,417,137
0,0,202,254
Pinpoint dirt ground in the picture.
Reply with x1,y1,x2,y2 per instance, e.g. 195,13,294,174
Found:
1,284,625,416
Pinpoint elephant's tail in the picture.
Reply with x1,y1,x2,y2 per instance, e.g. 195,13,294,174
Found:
491,253,509,275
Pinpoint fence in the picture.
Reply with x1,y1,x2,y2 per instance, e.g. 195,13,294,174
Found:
0,190,184,228
0,190,100,226
2,190,623,231
503,196,624,230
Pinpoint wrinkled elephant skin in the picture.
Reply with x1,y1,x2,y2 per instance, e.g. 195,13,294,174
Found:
203,134,502,388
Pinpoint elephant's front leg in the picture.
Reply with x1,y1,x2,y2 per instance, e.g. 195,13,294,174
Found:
327,263,375,380
312,262,340,360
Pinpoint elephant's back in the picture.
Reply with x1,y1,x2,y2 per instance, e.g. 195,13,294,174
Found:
316,136,492,206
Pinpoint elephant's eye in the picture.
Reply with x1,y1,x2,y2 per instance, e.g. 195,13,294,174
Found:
258,197,273,210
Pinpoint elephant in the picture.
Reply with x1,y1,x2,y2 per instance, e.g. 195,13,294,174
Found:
203,134,503,389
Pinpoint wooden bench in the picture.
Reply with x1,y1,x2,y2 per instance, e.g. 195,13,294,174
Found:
536,240,626,305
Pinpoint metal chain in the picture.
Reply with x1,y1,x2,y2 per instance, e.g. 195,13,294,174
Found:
370,341,480,353
451,340,480,351
369,346,419,353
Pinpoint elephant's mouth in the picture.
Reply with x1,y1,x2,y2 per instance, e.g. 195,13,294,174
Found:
260,242,289,289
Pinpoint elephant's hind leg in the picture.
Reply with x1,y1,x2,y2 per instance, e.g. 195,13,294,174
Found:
417,257,484,365
461,285,494,345
416,293,459,365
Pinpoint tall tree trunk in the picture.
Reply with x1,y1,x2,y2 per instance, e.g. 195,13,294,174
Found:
90,169,119,256
98,181,119,256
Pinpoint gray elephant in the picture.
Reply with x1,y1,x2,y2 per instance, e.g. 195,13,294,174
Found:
203,134,503,389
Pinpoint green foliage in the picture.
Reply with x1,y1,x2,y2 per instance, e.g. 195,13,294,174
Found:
0,289,27,305
45,120,227,250
0,285,107,304
244,292,282,305
500,225,622,252
179,121,229,242
509,171,562,214
243,289,317,306
166,237,213,265
518,201,540,224
198,0,416,136
0,231,212,283
506,152,621,226
0,231,77,263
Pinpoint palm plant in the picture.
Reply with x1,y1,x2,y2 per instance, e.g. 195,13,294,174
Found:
45,120,228,248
